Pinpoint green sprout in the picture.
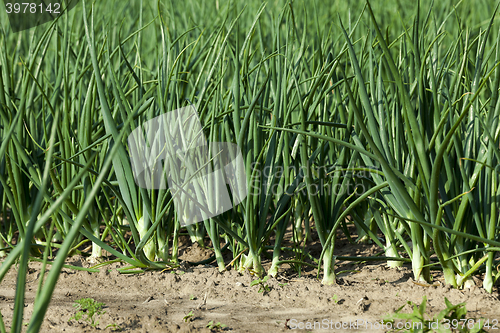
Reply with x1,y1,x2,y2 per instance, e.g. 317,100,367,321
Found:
207,320,227,331
68,298,106,327
250,276,271,294
383,296,487,332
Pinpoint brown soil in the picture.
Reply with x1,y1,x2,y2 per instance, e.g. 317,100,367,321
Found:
1,239,500,333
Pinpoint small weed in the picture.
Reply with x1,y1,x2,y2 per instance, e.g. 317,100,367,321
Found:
330,294,344,305
105,323,122,331
250,276,271,294
69,298,106,327
383,296,486,332
189,294,197,300
183,310,194,323
207,320,227,331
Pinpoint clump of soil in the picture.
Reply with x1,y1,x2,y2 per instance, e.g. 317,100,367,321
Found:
1,239,499,332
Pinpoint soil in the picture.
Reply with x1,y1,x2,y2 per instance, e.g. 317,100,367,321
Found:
1,235,500,333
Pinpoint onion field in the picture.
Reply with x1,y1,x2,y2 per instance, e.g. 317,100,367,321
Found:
1,0,500,331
